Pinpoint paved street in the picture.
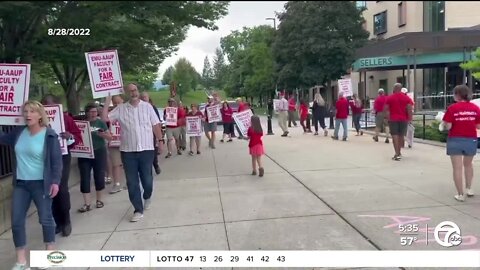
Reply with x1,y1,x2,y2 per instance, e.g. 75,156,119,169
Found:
1,119,480,270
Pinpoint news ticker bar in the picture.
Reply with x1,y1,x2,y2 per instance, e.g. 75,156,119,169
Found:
31,250,480,268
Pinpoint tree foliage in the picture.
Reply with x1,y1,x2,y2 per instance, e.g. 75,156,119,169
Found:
220,25,276,99
212,47,227,89
461,47,480,80
273,1,369,89
162,66,175,85
172,57,198,98
201,56,214,90
0,1,229,114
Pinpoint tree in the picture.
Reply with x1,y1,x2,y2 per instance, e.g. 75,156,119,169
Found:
212,47,227,89
220,25,276,100
202,56,214,90
461,47,480,79
273,1,369,93
162,66,175,85
172,57,196,99
1,1,229,114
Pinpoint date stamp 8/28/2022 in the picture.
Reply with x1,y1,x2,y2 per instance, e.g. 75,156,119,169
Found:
48,28,90,36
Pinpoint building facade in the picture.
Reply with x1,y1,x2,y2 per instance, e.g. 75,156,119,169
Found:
350,1,480,110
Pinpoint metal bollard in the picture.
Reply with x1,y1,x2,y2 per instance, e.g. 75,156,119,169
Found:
267,115,274,135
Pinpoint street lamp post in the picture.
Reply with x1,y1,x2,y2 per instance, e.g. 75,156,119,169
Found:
266,17,277,135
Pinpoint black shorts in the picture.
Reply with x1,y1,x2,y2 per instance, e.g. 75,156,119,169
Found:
223,122,235,134
389,121,408,136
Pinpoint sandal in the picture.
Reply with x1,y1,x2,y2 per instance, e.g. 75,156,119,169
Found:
96,200,104,208
78,204,91,213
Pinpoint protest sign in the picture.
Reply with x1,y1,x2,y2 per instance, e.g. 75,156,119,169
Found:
206,104,221,123
71,121,95,159
85,50,123,99
165,107,178,126
273,99,281,113
186,116,202,137
338,78,353,97
0,64,31,125
233,109,254,137
44,104,68,155
109,121,121,147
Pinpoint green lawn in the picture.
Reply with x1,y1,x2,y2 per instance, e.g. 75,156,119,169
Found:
148,90,227,107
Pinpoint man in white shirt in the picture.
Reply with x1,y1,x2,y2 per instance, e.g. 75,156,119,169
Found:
277,94,289,137
103,83,163,222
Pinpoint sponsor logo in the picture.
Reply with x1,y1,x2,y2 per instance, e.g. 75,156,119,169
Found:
47,251,67,264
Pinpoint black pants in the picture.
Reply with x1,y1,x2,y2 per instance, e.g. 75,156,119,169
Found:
52,152,71,227
313,115,326,132
78,148,106,193
353,114,361,132
153,135,160,170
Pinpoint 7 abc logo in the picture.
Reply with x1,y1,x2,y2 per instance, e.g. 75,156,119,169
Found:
434,221,462,247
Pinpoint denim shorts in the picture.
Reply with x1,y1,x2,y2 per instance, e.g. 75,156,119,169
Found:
446,137,477,156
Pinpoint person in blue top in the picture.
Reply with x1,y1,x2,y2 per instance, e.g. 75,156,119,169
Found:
0,100,63,270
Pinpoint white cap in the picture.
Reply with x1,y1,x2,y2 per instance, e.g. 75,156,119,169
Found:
378,88,384,93
401,88,408,94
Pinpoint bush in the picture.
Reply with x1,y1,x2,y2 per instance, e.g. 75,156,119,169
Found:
413,120,448,143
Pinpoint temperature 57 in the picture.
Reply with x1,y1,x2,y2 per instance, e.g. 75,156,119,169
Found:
400,236,418,246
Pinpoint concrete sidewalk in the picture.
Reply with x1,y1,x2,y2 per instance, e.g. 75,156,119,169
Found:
1,119,479,270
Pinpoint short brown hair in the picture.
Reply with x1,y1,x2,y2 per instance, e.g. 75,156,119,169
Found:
453,85,472,101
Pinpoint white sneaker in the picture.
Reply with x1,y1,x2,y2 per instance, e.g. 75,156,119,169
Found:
130,212,143,222
454,194,465,202
11,263,30,270
466,188,474,197
144,199,151,210
109,183,122,194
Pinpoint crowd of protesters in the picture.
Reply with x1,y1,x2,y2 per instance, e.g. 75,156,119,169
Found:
1,80,477,270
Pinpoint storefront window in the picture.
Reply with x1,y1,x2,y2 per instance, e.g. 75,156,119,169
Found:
423,1,445,32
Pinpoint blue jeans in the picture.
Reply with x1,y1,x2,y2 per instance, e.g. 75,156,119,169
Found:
12,180,55,248
121,151,155,214
334,118,348,139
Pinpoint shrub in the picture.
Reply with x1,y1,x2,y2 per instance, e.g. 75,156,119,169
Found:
413,120,448,143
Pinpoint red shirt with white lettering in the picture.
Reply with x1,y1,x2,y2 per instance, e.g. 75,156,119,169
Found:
386,92,414,122
443,101,480,138
335,97,349,119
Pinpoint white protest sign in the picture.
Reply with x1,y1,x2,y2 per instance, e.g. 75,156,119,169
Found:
186,116,202,137
71,121,95,159
44,104,68,155
0,64,31,125
206,104,222,123
109,121,121,147
338,78,353,97
85,50,123,99
165,107,178,126
273,99,281,113
233,109,254,137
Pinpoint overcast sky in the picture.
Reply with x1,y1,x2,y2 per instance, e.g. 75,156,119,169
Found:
157,1,287,80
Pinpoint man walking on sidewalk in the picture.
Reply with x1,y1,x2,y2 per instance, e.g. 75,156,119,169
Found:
103,83,163,222
277,94,289,137
384,83,414,161
373,88,390,143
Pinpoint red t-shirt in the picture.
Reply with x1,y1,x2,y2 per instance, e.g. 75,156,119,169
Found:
177,107,186,126
247,127,263,148
349,100,363,114
374,95,387,114
300,104,309,120
335,97,349,119
443,101,480,138
386,92,413,122
288,98,296,111
238,102,246,112
221,107,233,123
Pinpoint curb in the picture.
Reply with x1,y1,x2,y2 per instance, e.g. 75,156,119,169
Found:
361,130,446,148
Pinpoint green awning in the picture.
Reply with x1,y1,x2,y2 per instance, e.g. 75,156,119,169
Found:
352,51,475,71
